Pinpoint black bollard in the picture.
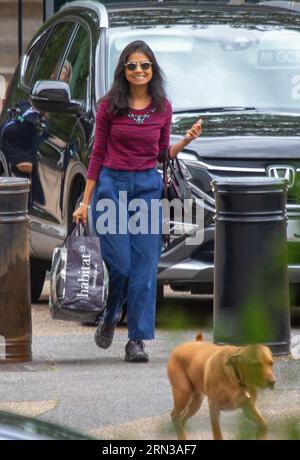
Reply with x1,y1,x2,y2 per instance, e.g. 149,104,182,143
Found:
212,177,290,355
0,178,31,363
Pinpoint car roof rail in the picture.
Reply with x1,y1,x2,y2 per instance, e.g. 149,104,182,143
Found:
59,0,300,16
259,1,300,13
60,1,109,28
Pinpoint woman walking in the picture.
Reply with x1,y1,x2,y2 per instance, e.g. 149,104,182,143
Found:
73,40,202,362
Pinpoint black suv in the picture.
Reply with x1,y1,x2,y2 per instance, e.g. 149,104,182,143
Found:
1,0,300,304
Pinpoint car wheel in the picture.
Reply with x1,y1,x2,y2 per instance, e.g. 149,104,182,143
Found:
117,302,127,325
30,266,46,303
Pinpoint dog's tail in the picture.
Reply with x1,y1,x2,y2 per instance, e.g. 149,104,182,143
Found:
195,333,203,342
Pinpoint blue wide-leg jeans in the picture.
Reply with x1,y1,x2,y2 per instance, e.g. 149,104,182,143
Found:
92,167,163,340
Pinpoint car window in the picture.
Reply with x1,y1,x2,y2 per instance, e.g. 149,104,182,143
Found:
108,22,300,113
59,25,91,102
33,22,75,83
23,30,51,88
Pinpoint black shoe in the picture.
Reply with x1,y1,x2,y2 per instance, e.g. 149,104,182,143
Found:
125,340,149,363
94,320,116,349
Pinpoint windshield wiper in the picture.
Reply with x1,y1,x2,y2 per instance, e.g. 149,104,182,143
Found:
173,106,258,114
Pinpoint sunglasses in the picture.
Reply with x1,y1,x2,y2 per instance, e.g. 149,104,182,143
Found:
124,61,152,71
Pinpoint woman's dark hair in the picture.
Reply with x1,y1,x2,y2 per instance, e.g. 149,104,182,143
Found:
102,40,167,115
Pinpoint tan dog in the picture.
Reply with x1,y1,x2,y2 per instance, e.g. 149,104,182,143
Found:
167,334,275,440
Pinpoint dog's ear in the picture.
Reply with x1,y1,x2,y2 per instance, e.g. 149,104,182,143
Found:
195,333,203,342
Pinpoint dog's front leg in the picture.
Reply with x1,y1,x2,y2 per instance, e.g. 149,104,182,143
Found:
208,401,223,440
242,402,268,440
171,410,187,441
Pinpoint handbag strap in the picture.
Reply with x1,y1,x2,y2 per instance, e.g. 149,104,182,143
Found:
63,221,88,245
162,149,169,200
162,149,186,195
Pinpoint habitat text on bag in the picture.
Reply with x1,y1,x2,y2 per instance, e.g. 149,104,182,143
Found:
49,222,109,322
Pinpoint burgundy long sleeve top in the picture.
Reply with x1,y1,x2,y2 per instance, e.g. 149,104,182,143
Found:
87,98,172,181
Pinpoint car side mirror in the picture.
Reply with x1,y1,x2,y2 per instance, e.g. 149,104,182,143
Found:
29,80,82,115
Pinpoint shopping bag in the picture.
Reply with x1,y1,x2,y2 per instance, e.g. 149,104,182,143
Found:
49,222,109,322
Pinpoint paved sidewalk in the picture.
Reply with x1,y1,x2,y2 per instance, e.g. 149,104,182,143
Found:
0,286,299,440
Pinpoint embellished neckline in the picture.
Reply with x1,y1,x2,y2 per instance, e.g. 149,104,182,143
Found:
127,107,156,124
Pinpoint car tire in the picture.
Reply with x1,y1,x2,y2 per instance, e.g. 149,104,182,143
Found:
117,302,127,325
30,266,46,303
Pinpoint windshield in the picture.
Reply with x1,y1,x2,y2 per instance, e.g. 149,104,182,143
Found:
107,23,300,113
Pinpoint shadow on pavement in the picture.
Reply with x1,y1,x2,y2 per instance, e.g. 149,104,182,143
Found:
33,281,300,330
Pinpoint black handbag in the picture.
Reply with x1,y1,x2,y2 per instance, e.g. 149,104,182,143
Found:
49,222,109,322
162,150,192,246
162,150,192,202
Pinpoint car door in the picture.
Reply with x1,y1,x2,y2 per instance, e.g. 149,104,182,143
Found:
56,22,93,230
28,21,79,258
0,20,77,259
30,21,92,259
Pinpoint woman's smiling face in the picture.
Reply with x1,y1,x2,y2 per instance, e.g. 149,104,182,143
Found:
124,51,153,87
